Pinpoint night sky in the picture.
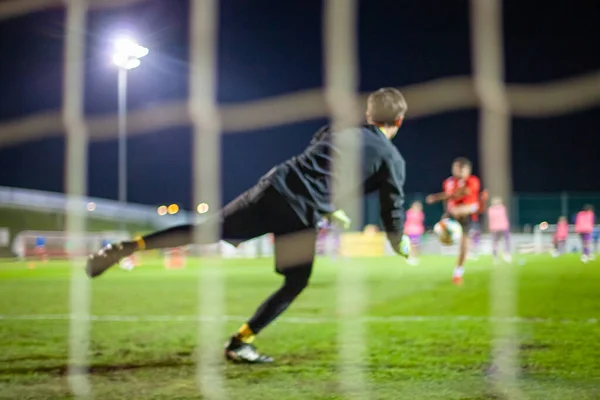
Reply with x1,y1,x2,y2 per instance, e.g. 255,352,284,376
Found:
0,0,598,211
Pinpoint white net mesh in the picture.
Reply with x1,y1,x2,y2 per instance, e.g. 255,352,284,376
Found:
1,0,600,398
1,72,599,147
61,0,90,396
323,0,368,397
470,1,519,396
188,0,225,398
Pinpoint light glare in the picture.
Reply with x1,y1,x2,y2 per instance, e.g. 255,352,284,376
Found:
197,203,209,214
112,36,148,69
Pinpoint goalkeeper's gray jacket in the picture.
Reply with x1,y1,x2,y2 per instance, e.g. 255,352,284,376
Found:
268,124,406,254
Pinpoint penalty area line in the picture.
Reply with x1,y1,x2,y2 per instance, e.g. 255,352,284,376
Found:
0,314,597,324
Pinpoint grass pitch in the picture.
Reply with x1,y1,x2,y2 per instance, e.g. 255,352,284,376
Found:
0,254,599,399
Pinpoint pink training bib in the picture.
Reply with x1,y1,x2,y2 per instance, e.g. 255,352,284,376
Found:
487,204,509,232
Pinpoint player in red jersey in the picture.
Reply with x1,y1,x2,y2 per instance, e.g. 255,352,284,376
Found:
426,157,481,285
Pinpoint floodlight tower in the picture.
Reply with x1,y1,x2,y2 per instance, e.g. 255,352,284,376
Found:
112,37,148,230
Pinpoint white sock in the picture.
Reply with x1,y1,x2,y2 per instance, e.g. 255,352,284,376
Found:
453,266,464,278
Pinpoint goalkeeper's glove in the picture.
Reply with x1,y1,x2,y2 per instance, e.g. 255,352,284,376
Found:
398,234,412,258
327,209,351,230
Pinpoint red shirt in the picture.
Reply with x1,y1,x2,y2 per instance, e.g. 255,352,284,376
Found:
443,175,481,209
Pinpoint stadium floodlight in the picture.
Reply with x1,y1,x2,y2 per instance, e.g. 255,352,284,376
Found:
112,36,149,230
112,37,148,70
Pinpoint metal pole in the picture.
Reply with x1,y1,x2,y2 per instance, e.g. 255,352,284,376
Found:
560,191,568,217
117,67,127,231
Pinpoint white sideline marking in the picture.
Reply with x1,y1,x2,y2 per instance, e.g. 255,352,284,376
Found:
0,314,597,324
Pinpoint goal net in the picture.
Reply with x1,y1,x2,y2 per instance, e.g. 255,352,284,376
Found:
0,0,599,399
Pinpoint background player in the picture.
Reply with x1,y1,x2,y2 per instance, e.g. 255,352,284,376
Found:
85,87,412,364
575,205,595,263
34,235,47,263
487,196,511,264
425,157,481,285
404,201,424,265
316,217,342,259
552,216,568,257
469,214,481,260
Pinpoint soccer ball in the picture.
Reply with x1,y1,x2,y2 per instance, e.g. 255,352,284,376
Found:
433,218,463,246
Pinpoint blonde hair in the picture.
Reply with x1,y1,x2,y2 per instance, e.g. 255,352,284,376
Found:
367,88,407,126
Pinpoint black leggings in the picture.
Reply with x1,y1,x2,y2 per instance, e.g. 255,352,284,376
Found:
248,228,316,334
248,267,312,333
140,179,317,335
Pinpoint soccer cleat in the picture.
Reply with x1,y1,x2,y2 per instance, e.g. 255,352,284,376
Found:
581,255,589,264
86,242,136,278
452,275,463,286
224,336,274,364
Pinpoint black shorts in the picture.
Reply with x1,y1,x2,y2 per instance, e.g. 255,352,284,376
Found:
220,179,317,276
441,212,471,232
219,179,303,240
456,217,471,232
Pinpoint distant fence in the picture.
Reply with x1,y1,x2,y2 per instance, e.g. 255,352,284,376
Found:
165,232,593,259
0,186,190,228
365,192,600,230
514,193,600,227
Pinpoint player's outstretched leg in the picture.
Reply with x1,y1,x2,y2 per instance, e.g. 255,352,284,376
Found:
86,182,280,278
85,223,197,278
581,233,592,263
453,233,468,285
449,215,470,285
225,230,316,364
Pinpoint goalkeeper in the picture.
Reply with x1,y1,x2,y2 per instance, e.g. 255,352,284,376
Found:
86,87,411,363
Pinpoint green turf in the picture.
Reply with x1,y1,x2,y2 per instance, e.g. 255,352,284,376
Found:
0,255,599,399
